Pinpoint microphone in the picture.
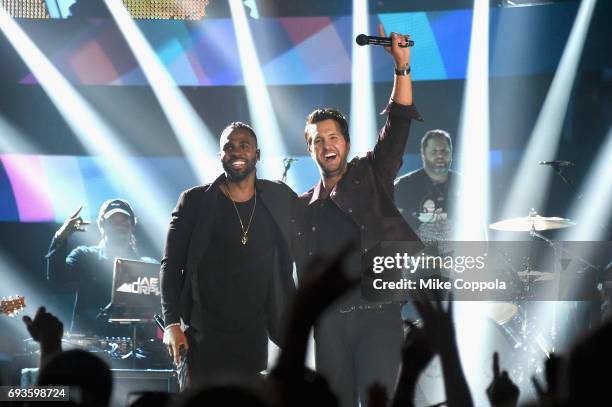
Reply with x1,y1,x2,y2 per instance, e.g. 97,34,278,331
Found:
356,34,414,48
538,160,574,167
282,158,298,183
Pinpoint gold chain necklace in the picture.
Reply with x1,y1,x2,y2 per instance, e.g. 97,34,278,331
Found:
225,183,257,245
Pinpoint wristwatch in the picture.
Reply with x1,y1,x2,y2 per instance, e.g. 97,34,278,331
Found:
394,65,411,76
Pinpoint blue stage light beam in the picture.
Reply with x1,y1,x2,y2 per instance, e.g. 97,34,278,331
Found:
500,0,598,222
495,1,598,391
563,126,612,241
350,0,377,157
105,0,220,184
453,0,490,242
0,115,38,154
228,0,299,190
450,1,491,404
0,5,171,251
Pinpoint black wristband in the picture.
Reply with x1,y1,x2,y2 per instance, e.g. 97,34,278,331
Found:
394,65,411,76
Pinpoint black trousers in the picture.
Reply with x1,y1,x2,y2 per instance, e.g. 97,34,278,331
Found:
314,305,404,407
183,325,268,387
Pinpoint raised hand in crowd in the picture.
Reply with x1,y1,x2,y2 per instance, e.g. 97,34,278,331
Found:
22,306,63,364
412,291,473,407
270,244,359,405
54,205,90,242
272,243,359,376
391,320,435,407
486,352,519,407
293,243,360,321
532,354,564,406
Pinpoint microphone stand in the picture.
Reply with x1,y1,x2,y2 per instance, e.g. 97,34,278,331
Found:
281,158,295,184
550,163,582,201
550,163,611,236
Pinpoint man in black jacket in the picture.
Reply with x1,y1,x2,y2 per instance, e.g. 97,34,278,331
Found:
300,25,423,407
160,122,304,385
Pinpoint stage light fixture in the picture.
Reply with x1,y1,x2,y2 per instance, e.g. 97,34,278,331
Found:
0,0,49,18
122,0,208,20
497,0,572,7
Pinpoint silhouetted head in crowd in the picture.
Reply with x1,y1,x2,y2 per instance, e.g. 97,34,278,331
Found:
297,368,338,407
177,383,272,407
37,349,112,407
568,321,612,405
127,391,173,407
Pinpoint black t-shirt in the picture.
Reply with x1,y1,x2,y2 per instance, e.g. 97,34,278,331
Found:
309,197,362,306
198,192,277,336
394,169,458,246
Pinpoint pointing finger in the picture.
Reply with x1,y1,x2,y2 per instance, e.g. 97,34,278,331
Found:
532,376,545,398
492,352,500,379
70,206,83,219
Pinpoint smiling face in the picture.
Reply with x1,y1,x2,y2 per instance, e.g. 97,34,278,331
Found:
306,119,350,179
220,128,259,182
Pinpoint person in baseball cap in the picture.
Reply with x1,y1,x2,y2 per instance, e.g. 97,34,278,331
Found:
46,198,156,335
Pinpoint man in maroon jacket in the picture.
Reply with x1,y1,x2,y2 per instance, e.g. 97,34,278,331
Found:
300,25,423,407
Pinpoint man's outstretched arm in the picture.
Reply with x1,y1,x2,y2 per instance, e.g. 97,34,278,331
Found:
383,24,413,106
371,24,423,185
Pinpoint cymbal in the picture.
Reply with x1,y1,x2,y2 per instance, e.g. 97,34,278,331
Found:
517,270,554,281
489,214,575,232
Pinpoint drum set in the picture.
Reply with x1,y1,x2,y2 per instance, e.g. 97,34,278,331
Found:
486,209,574,327
483,208,607,390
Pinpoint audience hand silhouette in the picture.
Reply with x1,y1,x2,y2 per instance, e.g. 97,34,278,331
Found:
22,306,63,357
486,352,519,407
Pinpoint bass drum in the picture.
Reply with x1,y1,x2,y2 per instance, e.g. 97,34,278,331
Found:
484,301,519,326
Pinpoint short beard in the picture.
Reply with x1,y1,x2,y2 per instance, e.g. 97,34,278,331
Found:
425,161,450,175
223,161,256,182
429,166,449,175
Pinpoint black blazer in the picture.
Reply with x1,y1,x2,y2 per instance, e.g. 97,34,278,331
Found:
160,174,305,345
